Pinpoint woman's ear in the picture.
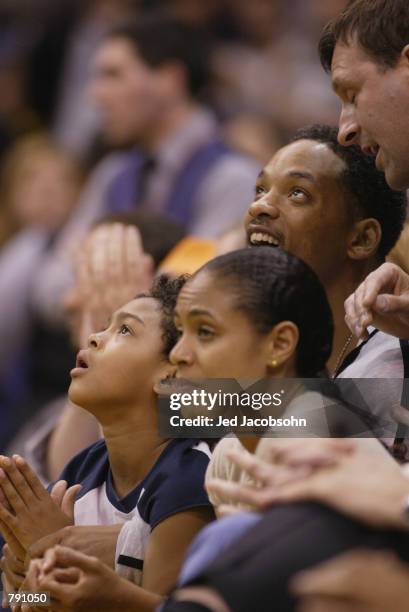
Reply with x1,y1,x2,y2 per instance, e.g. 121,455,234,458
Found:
266,321,299,374
347,218,381,261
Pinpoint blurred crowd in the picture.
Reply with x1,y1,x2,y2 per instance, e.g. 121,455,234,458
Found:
0,0,344,163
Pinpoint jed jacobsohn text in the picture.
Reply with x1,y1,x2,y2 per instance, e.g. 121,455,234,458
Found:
169,389,284,411
169,414,307,428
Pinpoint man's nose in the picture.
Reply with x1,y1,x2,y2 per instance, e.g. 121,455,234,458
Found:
338,105,360,147
247,195,280,221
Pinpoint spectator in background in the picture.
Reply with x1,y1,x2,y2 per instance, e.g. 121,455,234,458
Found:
23,0,137,161
0,134,83,450
0,133,82,247
222,112,283,166
215,221,246,257
210,0,343,138
0,16,41,160
150,0,227,33
70,12,258,235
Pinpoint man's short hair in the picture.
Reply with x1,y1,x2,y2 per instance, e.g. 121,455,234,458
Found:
292,124,407,259
107,13,209,97
319,0,409,72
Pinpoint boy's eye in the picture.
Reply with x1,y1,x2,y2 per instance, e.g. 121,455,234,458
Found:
255,185,266,197
198,326,214,339
119,324,131,335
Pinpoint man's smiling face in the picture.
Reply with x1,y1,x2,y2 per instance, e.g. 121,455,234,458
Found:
245,139,352,284
332,38,409,191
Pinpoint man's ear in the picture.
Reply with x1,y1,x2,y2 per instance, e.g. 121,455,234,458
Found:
347,218,381,261
266,321,299,373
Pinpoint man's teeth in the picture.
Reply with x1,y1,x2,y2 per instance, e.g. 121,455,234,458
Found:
250,232,279,246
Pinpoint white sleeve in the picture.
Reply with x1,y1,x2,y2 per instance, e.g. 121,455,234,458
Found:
115,516,150,585
204,436,243,507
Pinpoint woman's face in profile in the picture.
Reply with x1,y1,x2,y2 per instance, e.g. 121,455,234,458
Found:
170,270,273,380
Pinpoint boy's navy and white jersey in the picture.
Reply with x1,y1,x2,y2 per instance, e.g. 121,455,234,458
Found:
58,437,213,584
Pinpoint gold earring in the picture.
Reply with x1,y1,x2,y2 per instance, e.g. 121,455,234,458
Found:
270,359,278,368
